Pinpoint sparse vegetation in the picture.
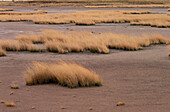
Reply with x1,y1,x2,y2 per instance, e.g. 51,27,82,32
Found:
24,61,102,88
0,10,47,15
0,10,169,28
10,84,19,89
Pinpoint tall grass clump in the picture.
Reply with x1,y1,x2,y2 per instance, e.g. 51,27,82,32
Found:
0,48,6,57
24,61,102,88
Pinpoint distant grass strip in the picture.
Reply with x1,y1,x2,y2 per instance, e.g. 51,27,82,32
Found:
0,8,13,11
0,10,169,28
0,10,47,15
24,61,102,88
85,4,170,8
0,39,42,52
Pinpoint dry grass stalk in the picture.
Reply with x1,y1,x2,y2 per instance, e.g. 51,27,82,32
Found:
0,10,47,15
24,61,102,88
0,47,6,57
0,8,13,11
10,84,19,89
10,91,14,95
5,102,16,107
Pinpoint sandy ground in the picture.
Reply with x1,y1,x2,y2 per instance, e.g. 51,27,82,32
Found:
0,7,170,112
0,22,170,39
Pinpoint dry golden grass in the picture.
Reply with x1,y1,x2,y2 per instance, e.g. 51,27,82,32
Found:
0,29,170,56
130,21,170,28
24,61,102,88
5,102,16,107
0,10,47,15
89,107,94,110
10,84,19,89
10,91,14,95
61,106,67,109
0,100,5,103
0,47,6,57
0,8,13,11
123,10,151,14
0,10,169,28
116,102,125,106
85,4,170,8
17,30,170,53
32,106,36,109
0,39,43,52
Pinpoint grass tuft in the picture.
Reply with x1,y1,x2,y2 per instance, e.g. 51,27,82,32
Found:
10,84,19,89
116,102,125,106
0,100,5,103
89,107,94,110
24,61,102,88
5,102,16,107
